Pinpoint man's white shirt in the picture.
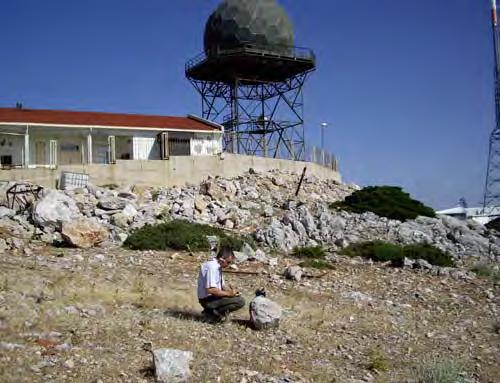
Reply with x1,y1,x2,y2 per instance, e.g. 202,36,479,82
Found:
197,258,225,299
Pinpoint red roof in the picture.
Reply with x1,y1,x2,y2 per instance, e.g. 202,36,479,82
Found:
0,107,221,132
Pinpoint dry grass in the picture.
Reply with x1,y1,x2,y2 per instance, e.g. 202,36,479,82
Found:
0,247,498,382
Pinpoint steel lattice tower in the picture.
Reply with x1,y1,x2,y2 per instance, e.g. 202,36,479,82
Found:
483,0,500,211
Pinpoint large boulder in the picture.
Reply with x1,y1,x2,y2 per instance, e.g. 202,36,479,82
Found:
249,296,282,330
153,348,193,383
33,191,80,230
61,218,108,249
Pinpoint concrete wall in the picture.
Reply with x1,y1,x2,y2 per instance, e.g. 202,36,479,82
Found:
0,154,341,188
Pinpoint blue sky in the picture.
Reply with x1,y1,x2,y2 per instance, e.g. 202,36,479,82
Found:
0,0,494,209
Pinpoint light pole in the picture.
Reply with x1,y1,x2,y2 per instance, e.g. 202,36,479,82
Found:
320,122,328,164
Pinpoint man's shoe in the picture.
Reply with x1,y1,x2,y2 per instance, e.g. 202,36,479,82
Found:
202,309,220,324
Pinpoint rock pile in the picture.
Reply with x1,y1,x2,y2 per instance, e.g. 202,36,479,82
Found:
0,169,498,264
255,203,498,261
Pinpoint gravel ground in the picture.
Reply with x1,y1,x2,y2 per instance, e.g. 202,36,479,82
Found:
0,245,499,382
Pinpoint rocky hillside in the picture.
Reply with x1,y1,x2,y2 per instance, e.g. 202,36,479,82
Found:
0,170,498,264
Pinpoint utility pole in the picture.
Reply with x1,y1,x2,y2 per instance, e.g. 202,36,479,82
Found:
321,122,327,165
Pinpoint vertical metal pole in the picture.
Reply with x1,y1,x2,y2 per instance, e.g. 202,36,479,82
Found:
231,79,239,154
321,123,327,165
261,84,268,158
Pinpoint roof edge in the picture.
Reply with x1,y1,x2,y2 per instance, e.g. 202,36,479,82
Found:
187,114,223,131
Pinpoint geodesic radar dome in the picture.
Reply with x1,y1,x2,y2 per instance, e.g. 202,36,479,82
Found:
204,0,295,57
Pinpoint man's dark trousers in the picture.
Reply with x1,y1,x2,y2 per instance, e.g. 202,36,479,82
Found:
199,296,245,317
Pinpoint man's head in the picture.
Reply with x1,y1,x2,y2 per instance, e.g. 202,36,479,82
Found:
216,245,235,268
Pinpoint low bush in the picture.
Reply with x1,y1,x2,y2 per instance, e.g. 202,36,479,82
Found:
330,186,435,221
342,241,454,267
486,217,500,233
299,259,334,270
402,243,454,267
292,246,326,259
367,346,391,372
124,220,246,251
411,359,470,383
342,241,403,263
470,263,500,283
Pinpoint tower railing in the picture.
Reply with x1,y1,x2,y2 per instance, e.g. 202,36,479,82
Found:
186,43,316,73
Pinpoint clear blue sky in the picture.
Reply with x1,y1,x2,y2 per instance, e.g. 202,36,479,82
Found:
0,0,494,209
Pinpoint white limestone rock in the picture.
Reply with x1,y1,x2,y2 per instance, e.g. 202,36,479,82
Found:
33,190,81,229
284,266,302,282
153,348,193,383
249,296,282,330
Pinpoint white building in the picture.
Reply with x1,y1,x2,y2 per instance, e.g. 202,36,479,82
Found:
0,107,223,168
436,205,500,225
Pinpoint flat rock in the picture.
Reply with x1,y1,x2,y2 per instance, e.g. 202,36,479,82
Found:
98,197,128,211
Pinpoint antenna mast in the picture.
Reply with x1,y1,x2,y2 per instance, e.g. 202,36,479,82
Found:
483,0,500,211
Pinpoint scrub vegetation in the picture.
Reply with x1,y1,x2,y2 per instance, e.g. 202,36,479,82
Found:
292,246,333,269
330,186,436,221
124,220,246,251
292,246,326,259
342,241,455,267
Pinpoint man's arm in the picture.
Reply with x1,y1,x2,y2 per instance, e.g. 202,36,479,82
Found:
206,287,236,297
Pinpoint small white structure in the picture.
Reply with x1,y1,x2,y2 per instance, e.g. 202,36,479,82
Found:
0,107,223,168
436,205,500,225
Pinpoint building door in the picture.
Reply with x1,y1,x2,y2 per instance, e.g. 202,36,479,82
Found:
35,141,46,165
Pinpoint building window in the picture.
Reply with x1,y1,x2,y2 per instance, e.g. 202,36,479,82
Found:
0,155,13,166
61,144,80,152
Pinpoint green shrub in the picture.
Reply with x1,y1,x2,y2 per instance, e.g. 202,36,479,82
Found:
342,241,454,267
403,243,454,267
342,241,403,263
486,217,500,232
124,220,246,251
412,359,470,383
293,246,326,259
299,259,334,270
330,186,435,221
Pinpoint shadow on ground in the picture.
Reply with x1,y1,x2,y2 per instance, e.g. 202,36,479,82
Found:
164,309,205,322
164,308,253,328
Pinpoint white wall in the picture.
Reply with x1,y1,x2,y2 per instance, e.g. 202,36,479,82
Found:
191,133,222,156
132,137,160,160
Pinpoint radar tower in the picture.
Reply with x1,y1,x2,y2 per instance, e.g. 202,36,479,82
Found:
185,0,316,160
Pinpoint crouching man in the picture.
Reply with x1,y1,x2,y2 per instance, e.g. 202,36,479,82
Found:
197,246,245,322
